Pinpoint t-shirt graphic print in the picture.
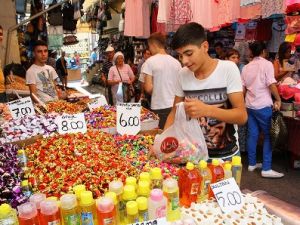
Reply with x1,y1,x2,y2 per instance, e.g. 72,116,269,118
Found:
37,70,57,98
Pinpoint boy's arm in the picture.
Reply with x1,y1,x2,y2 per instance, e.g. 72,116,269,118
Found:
144,74,153,94
164,96,185,130
184,92,247,125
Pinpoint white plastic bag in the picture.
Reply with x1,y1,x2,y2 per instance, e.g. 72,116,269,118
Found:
116,83,124,103
153,102,208,164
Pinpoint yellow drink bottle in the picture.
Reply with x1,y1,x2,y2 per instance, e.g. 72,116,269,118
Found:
224,163,233,179
197,160,212,202
109,181,125,225
136,197,149,222
125,177,137,190
60,194,80,225
232,156,242,186
80,191,97,225
137,181,150,198
0,203,19,225
150,168,163,189
126,201,139,224
73,185,86,202
139,172,151,183
163,178,180,222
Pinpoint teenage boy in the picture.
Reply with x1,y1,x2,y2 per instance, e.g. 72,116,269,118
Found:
166,22,247,160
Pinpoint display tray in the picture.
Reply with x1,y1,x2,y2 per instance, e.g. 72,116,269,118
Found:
11,135,43,148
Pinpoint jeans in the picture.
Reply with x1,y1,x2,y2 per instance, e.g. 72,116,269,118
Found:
247,107,273,171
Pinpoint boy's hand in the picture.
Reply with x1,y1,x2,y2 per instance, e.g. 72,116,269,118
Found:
184,98,211,118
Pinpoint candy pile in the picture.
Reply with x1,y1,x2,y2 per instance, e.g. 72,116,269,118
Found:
46,99,89,114
0,144,27,208
5,76,29,91
0,115,57,144
0,103,12,124
181,194,283,225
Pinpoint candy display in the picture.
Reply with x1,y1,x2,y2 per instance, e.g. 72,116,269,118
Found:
0,144,27,208
5,76,29,91
0,103,12,124
45,99,89,114
0,115,57,144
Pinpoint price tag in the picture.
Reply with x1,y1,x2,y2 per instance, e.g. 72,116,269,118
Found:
130,218,167,225
88,95,108,111
7,96,35,119
55,113,87,134
117,103,141,135
210,177,244,214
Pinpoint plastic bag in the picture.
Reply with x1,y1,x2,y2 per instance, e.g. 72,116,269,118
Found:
270,111,288,151
153,102,208,164
116,83,124,103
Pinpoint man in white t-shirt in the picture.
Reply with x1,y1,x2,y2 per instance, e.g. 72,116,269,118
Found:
26,40,60,103
165,23,247,160
142,32,182,129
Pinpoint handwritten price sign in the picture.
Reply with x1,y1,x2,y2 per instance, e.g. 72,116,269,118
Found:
7,97,35,119
88,95,108,111
55,113,87,134
117,103,141,135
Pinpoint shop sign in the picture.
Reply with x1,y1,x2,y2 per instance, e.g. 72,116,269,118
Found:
55,113,87,134
117,103,141,135
7,97,35,119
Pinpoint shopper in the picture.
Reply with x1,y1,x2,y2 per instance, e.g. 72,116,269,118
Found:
166,22,247,160
56,51,68,90
273,42,293,83
225,48,244,72
137,49,151,76
241,41,284,178
142,32,182,129
26,40,60,103
101,45,115,105
107,51,135,105
0,25,6,103
214,42,226,60
138,48,152,105
90,47,98,65
47,50,57,70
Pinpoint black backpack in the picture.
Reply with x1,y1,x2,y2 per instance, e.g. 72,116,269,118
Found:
62,1,77,31
48,0,63,26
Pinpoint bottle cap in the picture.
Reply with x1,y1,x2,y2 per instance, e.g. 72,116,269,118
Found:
137,180,150,197
150,189,163,202
21,180,29,187
18,150,25,155
126,201,138,215
224,163,232,171
73,185,86,200
105,192,118,205
150,167,162,180
60,194,77,210
122,185,137,201
126,177,137,188
139,172,151,183
109,180,123,196
47,196,58,201
136,197,148,211
40,200,59,216
232,156,242,166
198,160,207,169
212,159,220,166
186,162,194,170
17,202,38,219
0,204,12,217
96,197,114,213
29,193,46,210
80,191,94,206
163,178,178,193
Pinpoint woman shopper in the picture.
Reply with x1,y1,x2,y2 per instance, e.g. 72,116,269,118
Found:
241,41,284,178
107,51,135,105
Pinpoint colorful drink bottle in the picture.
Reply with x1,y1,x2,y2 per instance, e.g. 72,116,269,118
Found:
163,178,180,222
40,200,61,225
208,159,224,198
104,192,119,224
197,160,212,202
21,180,32,198
96,197,116,225
0,203,19,225
139,172,151,183
150,168,163,189
231,156,242,186
136,197,149,222
137,181,150,198
73,185,86,202
60,194,80,225
125,201,139,224
18,202,39,225
29,193,46,224
80,191,97,225
178,162,202,208
148,189,167,220
125,177,137,190
108,181,124,225
224,163,233,179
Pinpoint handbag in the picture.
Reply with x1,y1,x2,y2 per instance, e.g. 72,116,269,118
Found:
63,35,79,45
48,0,63,26
270,111,288,151
47,26,63,49
116,67,135,102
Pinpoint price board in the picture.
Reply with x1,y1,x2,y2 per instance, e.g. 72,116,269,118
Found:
130,218,167,225
88,95,108,111
7,97,35,119
55,113,87,134
117,103,141,135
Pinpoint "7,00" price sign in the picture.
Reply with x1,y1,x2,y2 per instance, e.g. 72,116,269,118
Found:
7,97,35,119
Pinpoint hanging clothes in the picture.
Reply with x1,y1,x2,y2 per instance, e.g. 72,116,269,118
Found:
240,0,261,7
261,0,284,18
167,0,192,32
235,23,247,40
255,19,273,41
151,2,159,33
240,3,262,20
286,0,300,14
268,19,287,53
157,0,172,23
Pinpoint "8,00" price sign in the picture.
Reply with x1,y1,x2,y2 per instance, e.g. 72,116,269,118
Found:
117,103,141,135
55,113,87,134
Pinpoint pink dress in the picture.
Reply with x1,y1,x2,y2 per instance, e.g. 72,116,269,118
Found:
261,0,284,18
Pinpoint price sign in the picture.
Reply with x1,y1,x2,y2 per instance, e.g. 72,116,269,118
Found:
88,95,108,111
210,177,244,214
117,103,141,135
55,113,87,134
130,218,167,225
7,97,35,119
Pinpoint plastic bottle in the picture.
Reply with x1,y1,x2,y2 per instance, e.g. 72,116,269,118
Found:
18,202,39,225
108,181,124,224
60,194,80,225
231,156,243,186
73,185,86,202
148,189,167,220
80,191,97,225
178,162,202,208
29,193,46,224
139,172,151,183
208,159,225,198
122,185,137,203
17,150,27,168
163,178,180,222
125,177,137,190
0,203,19,225
96,197,116,225
137,181,150,197
21,180,32,198
136,197,148,222
104,192,119,224
40,200,61,225
224,163,233,179
125,201,139,224
197,160,212,202
150,168,163,189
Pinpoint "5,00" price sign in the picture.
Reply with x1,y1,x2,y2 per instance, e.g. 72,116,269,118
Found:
7,97,35,119
55,113,87,134
117,103,141,135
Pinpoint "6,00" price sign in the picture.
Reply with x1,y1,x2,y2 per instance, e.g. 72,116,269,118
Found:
117,103,141,135
55,113,87,134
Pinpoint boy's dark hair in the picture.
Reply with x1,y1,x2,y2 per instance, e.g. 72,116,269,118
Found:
148,32,166,48
225,48,240,59
171,22,207,50
33,40,48,51
214,42,224,48
249,41,266,57
278,42,292,66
